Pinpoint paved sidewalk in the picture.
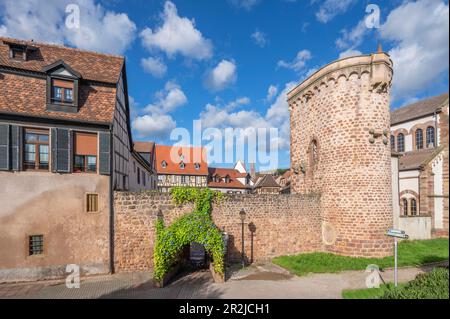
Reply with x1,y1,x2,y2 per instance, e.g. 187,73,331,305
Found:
0,261,447,299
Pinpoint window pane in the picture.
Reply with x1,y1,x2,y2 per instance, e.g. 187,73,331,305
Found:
38,134,49,143
87,156,97,172
64,88,73,102
54,87,62,100
74,155,85,172
25,133,37,142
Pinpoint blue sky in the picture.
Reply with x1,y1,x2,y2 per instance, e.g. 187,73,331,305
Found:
1,0,448,170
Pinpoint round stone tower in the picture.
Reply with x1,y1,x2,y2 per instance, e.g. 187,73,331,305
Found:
288,52,394,257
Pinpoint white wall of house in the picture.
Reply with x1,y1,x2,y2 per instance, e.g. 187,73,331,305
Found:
432,154,444,229
392,156,400,229
399,170,420,195
209,187,249,194
398,216,432,240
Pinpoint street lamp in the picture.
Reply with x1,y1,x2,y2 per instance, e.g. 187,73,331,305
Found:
239,209,246,267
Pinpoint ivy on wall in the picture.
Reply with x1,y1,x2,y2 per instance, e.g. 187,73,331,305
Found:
153,187,225,281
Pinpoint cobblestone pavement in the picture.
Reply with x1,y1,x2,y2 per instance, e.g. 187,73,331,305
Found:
1,261,447,299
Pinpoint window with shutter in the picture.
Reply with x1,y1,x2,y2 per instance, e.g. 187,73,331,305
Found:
23,128,49,171
73,132,97,173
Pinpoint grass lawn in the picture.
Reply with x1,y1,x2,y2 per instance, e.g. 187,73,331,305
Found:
343,268,449,299
342,283,404,299
272,238,449,276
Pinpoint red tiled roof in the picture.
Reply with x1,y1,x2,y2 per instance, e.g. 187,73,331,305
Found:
208,167,250,189
0,37,125,124
398,147,444,171
391,93,448,125
0,37,124,84
155,145,208,175
254,174,281,188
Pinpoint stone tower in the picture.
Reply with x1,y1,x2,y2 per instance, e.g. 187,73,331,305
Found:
288,52,394,257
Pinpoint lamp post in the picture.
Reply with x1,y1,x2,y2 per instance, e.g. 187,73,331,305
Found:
239,209,246,268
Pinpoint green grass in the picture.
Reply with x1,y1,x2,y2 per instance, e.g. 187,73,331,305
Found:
272,239,449,276
343,283,405,299
343,268,449,299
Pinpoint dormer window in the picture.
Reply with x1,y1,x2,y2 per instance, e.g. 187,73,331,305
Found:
180,162,185,169
11,47,25,60
194,163,200,170
5,42,37,62
161,160,167,168
43,60,81,113
51,79,74,105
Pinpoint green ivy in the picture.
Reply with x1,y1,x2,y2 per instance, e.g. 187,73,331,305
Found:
153,187,225,281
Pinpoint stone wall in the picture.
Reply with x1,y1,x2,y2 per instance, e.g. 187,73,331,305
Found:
113,192,322,272
288,53,394,257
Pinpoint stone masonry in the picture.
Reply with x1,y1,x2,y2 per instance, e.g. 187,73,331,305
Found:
114,192,322,272
288,53,394,257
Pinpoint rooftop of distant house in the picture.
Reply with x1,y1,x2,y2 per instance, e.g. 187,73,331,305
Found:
391,93,448,125
208,167,250,189
155,145,208,175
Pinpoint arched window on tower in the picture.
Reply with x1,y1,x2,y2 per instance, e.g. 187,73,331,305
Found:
426,126,435,148
310,139,318,170
402,198,408,216
415,129,423,150
411,199,417,216
397,134,405,152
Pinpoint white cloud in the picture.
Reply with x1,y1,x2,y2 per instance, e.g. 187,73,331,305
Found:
205,59,237,91
140,1,213,60
266,85,278,102
380,0,449,101
229,0,260,10
277,50,312,73
198,82,296,151
225,97,251,111
145,81,188,114
132,81,188,139
141,57,167,78
316,0,356,23
339,49,362,59
251,29,268,47
132,114,176,139
0,0,136,55
335,19,367,51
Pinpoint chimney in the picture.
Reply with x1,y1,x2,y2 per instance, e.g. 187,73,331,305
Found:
249,163,256,179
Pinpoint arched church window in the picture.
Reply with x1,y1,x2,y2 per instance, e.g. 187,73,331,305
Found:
426,126,435,148
415,129,423,149
402,198,408,216
397,134,405,152
390,135,395,151
411,199,417,216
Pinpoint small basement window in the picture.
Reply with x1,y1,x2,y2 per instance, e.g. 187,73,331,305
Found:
29,235,44,256
86,194,98,212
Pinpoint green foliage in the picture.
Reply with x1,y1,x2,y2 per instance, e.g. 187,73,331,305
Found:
344,268,449,299
153,187,225,281
381,268,449,299
273,238,449,276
